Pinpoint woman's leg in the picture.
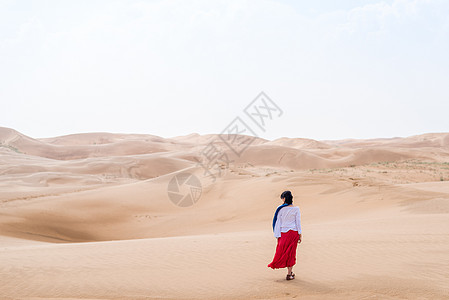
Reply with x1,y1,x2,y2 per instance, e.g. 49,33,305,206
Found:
287,266,293,275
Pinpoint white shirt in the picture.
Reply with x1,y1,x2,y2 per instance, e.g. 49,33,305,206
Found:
273,205,301,238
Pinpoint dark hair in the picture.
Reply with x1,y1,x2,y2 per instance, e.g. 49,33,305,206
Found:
280,190,293,205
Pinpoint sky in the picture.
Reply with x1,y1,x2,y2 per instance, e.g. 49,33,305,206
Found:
1,0,448,140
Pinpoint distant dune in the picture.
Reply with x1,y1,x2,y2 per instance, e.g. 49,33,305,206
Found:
1,126,448,299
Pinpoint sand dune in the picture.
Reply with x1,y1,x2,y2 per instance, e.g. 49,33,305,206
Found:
1,126,449,299
324,132,449,149
267,137,333,149
0,127,182,160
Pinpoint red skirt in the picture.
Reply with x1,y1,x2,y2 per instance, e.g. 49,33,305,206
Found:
267,230,300,269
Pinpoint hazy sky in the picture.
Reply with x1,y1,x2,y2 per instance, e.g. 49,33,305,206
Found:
1,0,448,140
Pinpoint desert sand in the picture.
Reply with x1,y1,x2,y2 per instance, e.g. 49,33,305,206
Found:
1,126,449,299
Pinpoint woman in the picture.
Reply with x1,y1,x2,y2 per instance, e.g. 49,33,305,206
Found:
267,190,302,280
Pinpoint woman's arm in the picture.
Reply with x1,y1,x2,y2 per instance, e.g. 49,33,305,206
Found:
296,207,302,243
296,207,302,234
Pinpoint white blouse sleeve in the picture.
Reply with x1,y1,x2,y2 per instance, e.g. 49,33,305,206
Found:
274,213,281,238
296,207,302,234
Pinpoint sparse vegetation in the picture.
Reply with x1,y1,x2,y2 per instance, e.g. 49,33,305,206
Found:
307,159,449,184
0,143,21,153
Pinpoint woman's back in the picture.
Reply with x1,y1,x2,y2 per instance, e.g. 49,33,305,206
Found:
276,205,301,235
279,205,299,221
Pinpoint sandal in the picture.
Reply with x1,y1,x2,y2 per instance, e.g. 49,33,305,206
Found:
286,273,295,280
